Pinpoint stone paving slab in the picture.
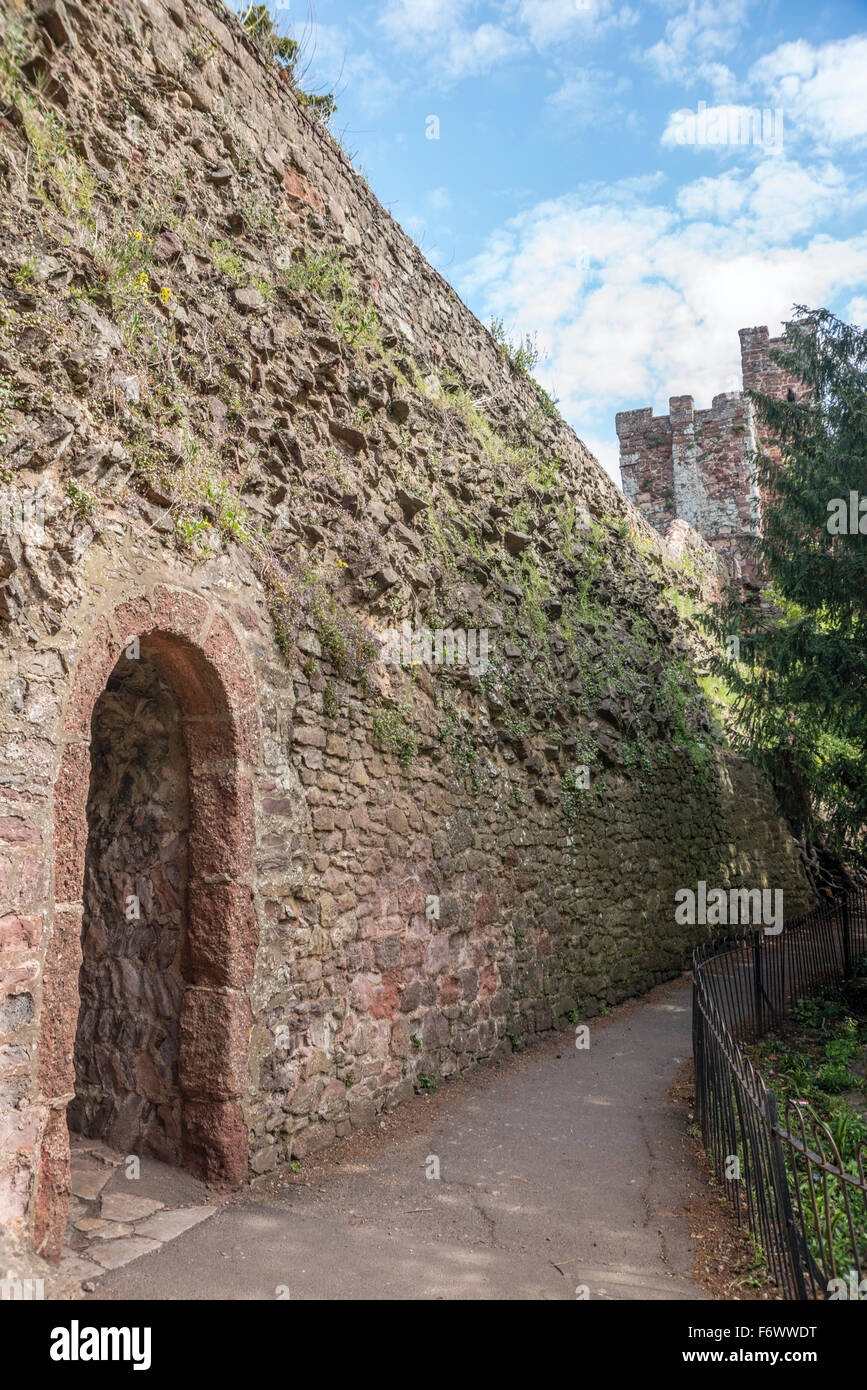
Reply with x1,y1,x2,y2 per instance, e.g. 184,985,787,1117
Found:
90,1222,136,1240
64,1140,218,1278
59,1253,104,1281
100,1194,165,1223
134,1206,216,1242
90,1237,163,1271
69,1168,113,1202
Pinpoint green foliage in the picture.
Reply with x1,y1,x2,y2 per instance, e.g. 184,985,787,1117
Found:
372,700,417,767
0,12,28,104
488,316,541,375
19,103,95,221
536,383,561,421
64,480,99,523
526,455,562,490
438,709,480,793
276,577,377,686
560,766,589,822
749,995,867,1274
701,307,867,867
817,1016,861,1093
297,90,337,124
240,3,299,66
174,513,211,548
282,249,380,348
209,239,247,282
238,4,335,121
322,682,338,720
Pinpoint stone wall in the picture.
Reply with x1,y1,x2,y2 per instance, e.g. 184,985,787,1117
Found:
0,0,814,1263
739,324,805,475
739,325,802,402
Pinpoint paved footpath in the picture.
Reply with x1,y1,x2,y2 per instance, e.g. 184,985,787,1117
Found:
91,976,711,1301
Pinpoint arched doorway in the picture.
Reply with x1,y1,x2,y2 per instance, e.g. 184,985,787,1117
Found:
33,588,259,1261
70,645,190,1164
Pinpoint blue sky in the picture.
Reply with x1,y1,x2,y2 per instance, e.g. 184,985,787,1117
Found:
238,1,867,483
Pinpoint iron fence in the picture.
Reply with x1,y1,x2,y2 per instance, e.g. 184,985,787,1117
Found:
692,887,867,1299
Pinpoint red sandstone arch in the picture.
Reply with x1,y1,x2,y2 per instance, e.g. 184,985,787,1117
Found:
33,585,260,1260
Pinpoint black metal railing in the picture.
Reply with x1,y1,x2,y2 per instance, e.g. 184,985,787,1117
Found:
692,887,867,1299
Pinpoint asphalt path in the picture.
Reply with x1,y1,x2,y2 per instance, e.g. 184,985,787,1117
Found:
91,976,709,1301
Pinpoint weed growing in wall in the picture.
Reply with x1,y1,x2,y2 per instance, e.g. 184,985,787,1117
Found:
438,704,481,793
281,248,382,351
371,700,417,766
489,316,540,376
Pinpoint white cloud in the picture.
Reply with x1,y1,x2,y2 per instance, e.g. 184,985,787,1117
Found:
457,170,867,461
750,36,867,149
644,0,750,88
677,159,861,241
298,23,407,116
547,67,632,127
508,0,639,49
375,0,642,82
378,0,524,81
443,22,525,79
845,296,867,328
379,0,465,45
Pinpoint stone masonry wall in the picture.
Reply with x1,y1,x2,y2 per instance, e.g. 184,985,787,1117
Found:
739,324,805,475
0,0,814,1261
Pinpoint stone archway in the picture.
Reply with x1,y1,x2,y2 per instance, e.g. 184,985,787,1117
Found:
32,586,259,1260
70,645,191,1163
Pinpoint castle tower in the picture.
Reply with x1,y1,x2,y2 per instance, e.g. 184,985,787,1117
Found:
617,326,798,585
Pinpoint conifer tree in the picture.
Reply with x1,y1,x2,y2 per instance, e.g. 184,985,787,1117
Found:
704,307,867,874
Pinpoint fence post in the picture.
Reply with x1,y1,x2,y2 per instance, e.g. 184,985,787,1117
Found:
842,895,852,981
766,1090,809,1301
752,930,763,1038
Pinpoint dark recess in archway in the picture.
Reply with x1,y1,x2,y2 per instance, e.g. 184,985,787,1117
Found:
69,649,190,1165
